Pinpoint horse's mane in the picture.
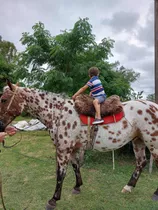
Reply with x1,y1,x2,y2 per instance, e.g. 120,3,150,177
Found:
29,88,70,99
3,85,70,100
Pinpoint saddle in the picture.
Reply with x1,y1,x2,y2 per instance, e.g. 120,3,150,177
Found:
74,94,124,150
74,94,123,118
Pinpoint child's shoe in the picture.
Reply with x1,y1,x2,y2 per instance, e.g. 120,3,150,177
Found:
92,118,104,125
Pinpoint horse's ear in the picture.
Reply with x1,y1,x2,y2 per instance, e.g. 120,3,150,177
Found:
6,79,15,91
16,82,19,87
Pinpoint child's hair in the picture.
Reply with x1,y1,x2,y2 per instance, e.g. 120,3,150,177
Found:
88,67,100,77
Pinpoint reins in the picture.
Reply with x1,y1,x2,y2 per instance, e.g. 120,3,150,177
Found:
0,87,21,209
0,173,6,210
0,132,22,210
2,132,22,149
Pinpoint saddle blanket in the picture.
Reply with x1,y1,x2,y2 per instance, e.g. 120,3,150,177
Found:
80,111,124,125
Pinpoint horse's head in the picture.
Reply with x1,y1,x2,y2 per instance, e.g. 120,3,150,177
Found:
0,80,25,127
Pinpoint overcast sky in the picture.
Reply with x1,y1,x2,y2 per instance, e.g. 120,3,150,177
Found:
0,0,154,98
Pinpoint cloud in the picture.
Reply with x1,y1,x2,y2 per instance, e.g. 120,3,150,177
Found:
137,4,154,47
115,41,152,61
101,11,140,33
132,74,154,96
0,0,154,98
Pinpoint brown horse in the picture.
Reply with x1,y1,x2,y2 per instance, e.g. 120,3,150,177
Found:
0,81,158,209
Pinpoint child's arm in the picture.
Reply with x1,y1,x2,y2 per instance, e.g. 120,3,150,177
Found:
72,85,88,101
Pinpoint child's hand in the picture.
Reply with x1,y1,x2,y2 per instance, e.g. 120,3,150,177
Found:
5,126,17,136
0,132,7,142
72,95,76,101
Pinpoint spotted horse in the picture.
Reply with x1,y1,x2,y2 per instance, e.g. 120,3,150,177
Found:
0,81,158,209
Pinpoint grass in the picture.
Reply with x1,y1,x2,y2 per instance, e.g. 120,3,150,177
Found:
0,130,158,210
13,115,32,122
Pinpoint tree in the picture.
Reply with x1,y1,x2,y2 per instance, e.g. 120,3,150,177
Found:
15,22,53,86
146,93,155,102
16,18,140,100
131,91,144,100
0,37,17,91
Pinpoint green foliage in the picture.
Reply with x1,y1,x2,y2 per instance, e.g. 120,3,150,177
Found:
0,39,17,63
146,93,155,102
15,18,140,100
97,63,140,101
131,91,144,100
20,22,52,66
0,37,17,91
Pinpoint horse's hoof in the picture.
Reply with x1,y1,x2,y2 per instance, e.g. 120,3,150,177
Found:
121,188,131,193
152,194,158,201
72,188,81,194
121,185,132,193
46,202,56,210
122,188,128,193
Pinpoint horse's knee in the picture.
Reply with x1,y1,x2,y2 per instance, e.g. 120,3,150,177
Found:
136,159,147,169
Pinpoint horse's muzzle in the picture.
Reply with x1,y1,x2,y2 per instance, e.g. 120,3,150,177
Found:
0,121,5,132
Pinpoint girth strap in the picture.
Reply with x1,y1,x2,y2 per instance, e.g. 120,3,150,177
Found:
86,118,98,150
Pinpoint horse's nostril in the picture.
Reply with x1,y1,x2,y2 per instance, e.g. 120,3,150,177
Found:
0,121,5,132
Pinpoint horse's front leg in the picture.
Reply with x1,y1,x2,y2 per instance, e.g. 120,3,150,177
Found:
122,138,147,193
71,150,84,194
46,149,70,210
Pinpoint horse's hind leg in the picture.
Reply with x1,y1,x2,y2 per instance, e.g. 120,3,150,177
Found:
122,137,147,193
151,152,158,200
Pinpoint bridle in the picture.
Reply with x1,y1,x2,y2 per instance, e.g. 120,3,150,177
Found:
1,86,22,148
5,86,18,112
2,86,21,127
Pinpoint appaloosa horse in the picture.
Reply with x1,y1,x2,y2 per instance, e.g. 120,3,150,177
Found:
0,81,158,209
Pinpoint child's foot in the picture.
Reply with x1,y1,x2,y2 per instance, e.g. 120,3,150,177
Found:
92,118,104,125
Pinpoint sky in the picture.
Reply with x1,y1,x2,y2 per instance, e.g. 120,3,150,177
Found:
0,0,154,98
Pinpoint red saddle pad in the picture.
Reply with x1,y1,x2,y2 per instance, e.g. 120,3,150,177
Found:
80,111,124,125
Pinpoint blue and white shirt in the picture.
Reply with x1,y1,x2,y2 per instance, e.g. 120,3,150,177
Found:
86,76,106,97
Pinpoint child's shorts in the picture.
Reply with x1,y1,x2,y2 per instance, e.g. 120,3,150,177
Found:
94,95,106,104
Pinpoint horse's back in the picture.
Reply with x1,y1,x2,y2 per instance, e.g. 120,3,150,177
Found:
123,100,158,120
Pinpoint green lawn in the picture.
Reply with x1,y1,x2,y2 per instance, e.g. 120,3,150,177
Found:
0,130,158,210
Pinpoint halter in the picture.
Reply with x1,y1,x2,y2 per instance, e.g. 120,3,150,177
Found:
0,86,23,148
2,86,20,127
6,86,18,111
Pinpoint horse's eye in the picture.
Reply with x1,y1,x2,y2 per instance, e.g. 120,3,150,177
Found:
1,99,7,103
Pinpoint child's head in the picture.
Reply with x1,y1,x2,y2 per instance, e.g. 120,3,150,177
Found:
88,67,100,77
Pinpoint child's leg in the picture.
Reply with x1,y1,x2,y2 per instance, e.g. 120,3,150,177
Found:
93,99,101,119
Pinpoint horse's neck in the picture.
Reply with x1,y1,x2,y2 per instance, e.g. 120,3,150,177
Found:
21,88,65,127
